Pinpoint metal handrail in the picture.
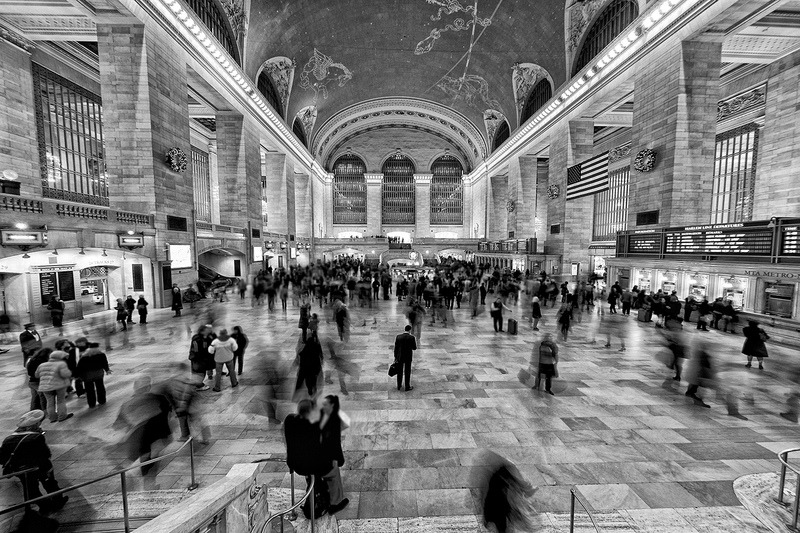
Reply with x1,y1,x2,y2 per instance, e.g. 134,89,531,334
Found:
0,467,38,482
0,436,199,533
569,487,600,533
0,467,39,514
774,446,800,530
251,458,316,533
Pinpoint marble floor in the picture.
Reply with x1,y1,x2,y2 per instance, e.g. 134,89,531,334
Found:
0,292,798,531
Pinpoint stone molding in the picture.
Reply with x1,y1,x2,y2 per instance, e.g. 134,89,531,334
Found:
364,173,383,184
313,98,488,167
483,109,507,143
413,174,433,184
717,85,766,122
0,23,34,53
608,142,632,163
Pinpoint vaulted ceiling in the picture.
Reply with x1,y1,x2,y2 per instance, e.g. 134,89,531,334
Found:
245,0,567,170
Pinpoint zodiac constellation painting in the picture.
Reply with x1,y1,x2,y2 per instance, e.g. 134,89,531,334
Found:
436,74,501,112
298,48,353,103
415,0,492,55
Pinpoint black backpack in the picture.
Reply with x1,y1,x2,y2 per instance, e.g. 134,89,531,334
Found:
302,475,330,519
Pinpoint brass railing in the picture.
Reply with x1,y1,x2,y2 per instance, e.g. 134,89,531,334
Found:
0,437,199,533
775,447,800,530
252,459,316,533
569,487,600,533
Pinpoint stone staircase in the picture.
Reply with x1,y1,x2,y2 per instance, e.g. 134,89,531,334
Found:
265,487,339,533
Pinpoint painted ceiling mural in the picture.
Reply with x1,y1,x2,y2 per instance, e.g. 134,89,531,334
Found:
245,0,566,161
298,48,353,103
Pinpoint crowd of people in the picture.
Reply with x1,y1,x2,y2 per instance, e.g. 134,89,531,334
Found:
1,256,798,528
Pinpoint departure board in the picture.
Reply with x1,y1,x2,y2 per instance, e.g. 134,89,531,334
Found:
782,226,800,255
665,228,772,255
627,233,662,254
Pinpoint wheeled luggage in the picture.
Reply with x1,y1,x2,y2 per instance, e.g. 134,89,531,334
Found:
637,309,652,322
508,318,518,335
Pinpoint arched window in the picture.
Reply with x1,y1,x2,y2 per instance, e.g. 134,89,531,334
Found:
257,72,283,119
333,154,367,225
573,0,638,76
382,155,415,225
492,120,510,152
431,155,463,225
185,0,240,65
292,119,307,148
520,78,552,124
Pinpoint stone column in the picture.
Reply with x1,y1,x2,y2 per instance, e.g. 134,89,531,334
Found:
216,114,261,229
365,173,383,236
546,119,594,278
0,36,39,196
461,176,473,238
488,175,508,240
628,38,722,227
98,23,194,292
263,153,288,235
207,141,221,224
294,172,311,239
321,172,333,238
414,173,432,238
508,155,539,238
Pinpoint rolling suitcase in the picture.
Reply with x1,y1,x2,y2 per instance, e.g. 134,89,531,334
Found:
637,308,652,322
507,318,518,335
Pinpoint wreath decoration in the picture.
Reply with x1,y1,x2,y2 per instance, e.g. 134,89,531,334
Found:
634,149,656,173
506,200,516,213
165,147,188,173
547,184,560,200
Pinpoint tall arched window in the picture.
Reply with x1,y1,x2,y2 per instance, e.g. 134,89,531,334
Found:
292,119,307,148
492,120,510,153
382,155,415,225
257,72,283,119
333,154,367,224
520,78,552,124
431,155,463,225
573,0,638,76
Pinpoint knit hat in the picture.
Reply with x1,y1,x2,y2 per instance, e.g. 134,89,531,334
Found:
49,350,68,361
17,410,45,428
217,329,230,342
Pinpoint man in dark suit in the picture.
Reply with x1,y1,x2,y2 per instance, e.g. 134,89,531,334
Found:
394,325,417,391
19,323,42,367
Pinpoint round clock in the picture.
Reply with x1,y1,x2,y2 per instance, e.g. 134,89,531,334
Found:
634,149,656,172
506,200,515,212
547,185,560,200
408,251,418,260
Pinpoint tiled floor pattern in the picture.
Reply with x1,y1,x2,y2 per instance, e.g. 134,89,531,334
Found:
0,293,797,531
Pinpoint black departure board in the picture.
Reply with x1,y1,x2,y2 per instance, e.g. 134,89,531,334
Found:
57,271,76,302
39,272,57,303
782,226,800,255
665,228,772,255
627,233,662,254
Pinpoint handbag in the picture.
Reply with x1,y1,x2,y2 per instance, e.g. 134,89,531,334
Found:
759,329,770,342
388,360,400,377
517,367,531,385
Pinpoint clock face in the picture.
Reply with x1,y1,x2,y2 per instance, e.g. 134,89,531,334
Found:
547,185,560,199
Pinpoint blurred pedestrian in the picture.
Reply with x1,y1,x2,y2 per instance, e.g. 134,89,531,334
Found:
533,333,559,396
299,297,311,342
170,364,210,444
25,348,51,411
19,323,42,367
490,297,512,332
742,320,769,369
319,395,349,514
137,295,149,325
231,325,248,376
483,459,536,533
46,296,65,333
113,298,128,331
209,329,238,391
115,377,172,474
35,350,73,422
0,410,68,514
556,302,572,342
125,295,136,324
189,325,216,391
76,342,111,408
295,333,323,398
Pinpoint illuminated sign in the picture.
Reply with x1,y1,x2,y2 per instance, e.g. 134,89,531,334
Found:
168,244,192,269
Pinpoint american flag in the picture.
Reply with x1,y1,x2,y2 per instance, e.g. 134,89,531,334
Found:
566,152,610,201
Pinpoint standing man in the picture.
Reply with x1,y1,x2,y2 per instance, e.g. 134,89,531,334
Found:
620,287,633,316
171,284,183,317
533,333,559,396
0,410,68,513
393,325,417,392
19,323,42,367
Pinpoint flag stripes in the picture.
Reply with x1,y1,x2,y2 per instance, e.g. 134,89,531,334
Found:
566,151,610,201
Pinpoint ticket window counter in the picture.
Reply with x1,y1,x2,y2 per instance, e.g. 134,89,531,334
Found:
687,274,709,300
636,270,652,293
720,277,747,311
764,282,795,318
660,271,678,295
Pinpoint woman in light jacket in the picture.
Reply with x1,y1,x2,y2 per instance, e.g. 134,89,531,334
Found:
208,329,238,391
35,350,73,422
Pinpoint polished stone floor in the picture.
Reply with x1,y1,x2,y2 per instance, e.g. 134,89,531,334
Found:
0,291,797,531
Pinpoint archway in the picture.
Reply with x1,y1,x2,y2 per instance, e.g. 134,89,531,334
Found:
198,247,246,281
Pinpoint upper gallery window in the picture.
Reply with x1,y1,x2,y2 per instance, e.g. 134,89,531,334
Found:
431,155,464,226
333,153,367,225
573,0,639,76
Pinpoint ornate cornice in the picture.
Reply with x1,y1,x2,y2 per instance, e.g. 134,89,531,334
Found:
608,142,631,163
0,23,34,53
717,85,766,122
413,174,433,184
364,173,383,184
313,98,487,171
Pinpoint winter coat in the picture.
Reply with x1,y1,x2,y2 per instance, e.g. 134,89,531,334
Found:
76,347,110,381
742,325,769,358
209,337,238,364
35,352,72,392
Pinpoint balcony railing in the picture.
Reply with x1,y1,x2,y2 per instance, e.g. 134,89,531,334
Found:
0,193,154,227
